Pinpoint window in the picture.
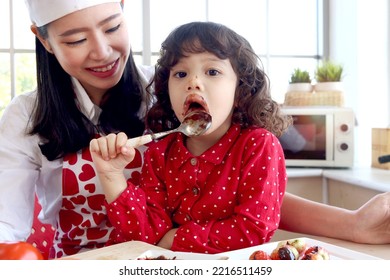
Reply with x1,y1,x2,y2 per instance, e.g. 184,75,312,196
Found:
1,0,322,116
125,0,323,104
0,0,36,117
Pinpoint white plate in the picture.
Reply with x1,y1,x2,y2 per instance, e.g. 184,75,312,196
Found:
134,237,380,260
216,237,381,260
135,250,229,260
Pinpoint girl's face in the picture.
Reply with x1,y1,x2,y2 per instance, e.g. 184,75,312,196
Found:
168,51,238,137
37,3,129,104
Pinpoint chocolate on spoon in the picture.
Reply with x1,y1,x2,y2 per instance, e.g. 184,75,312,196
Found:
126,111,212,147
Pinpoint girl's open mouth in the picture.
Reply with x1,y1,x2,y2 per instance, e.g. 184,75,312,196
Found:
183,94,209,117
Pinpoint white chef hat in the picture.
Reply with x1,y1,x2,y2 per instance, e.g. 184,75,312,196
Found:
24,0,122,27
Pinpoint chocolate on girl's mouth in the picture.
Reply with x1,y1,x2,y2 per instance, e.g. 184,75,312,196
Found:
183,94,209,116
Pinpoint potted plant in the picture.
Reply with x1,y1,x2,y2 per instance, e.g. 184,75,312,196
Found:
314,60,344,91
287,68,313,92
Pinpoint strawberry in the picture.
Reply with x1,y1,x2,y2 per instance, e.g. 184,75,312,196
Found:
300,246,330,260
249,250,271,260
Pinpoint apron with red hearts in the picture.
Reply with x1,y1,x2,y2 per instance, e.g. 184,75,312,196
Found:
50,145,146,259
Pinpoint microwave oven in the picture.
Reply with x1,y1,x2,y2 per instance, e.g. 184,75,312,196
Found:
279,106,355,168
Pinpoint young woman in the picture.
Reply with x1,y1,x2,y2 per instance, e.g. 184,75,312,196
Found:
0,0,153,258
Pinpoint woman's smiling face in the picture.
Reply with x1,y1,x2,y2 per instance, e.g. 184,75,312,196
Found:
40,2,129,103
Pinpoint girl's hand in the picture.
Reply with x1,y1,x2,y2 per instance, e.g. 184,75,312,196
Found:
90,132,136,203
90,132,135,174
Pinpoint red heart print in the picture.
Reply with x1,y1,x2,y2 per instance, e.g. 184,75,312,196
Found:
81,148,93,162
84,183,96,193
62,168,80,196
87,194,105,211
81,208,91,214
81,220,91,228
62,198,75,210
68,227,84,238
78,163,95,182
64,153,78,165
92,212,106,225
58,209,84,232
87,228,109,240
70,195,86,205
62,239,82,256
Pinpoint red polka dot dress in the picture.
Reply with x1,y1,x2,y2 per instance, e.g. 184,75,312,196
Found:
106,124,287,254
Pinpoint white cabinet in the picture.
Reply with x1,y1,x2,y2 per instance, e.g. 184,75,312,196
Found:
286,176,323,203
286,167,389,208
326,180,380,209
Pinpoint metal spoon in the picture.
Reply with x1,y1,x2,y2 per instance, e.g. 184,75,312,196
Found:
126,111,212,148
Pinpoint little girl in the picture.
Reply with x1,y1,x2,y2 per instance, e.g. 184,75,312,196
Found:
90,21,292,254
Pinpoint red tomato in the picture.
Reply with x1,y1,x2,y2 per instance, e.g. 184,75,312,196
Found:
0,242,44,260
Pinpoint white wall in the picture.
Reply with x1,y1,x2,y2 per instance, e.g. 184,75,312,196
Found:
329,0,389,167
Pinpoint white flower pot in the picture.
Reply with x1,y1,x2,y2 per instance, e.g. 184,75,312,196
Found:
314,81,343,92
287,83,313,92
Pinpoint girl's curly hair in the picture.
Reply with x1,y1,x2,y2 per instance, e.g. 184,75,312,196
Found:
146,21,291,137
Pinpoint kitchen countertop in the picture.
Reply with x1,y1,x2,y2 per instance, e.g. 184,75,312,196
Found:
323,167,390,192
287,168,323,178
287,167,390,192
61,235,390,260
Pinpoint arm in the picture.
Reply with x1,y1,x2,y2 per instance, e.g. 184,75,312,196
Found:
157,228,178,249
0,94,40,240
279,192,390,244
98,139,173,245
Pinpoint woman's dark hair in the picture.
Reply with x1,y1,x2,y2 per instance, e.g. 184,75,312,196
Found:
146,21,291,137
29,26,145,161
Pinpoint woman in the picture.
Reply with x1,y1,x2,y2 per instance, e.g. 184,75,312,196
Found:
0,0,153,258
